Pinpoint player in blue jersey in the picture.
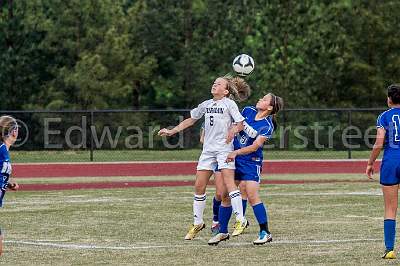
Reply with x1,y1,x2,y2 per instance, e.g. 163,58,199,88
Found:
366,84,400,259
208,93,283,245
0,115,20,256
158,75,251,240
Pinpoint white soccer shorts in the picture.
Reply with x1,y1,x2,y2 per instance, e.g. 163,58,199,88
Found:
196,150,235,171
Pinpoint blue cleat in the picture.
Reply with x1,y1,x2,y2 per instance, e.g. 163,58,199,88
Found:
253,230,272,245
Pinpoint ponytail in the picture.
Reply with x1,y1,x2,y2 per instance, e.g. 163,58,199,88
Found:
267,93,284,127
223,74,251,102
0,115,18,142
271,114,277,129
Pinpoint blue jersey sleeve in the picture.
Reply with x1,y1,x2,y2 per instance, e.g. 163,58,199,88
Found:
241,106,256,117
376,112,387,129
259,116,274,138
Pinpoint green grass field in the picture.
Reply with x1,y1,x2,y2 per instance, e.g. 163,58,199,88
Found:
10,149,377,163
0,174,392,265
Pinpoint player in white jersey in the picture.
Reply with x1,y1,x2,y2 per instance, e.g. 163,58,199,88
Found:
199,122,223,235
158,75,251,240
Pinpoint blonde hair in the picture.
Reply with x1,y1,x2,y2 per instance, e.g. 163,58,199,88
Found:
222,74,251,102
0,115,18,142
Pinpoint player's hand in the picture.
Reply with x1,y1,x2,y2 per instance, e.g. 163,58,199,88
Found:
226,151,237,163
7,182,19,191
158,128,175,137
366,164,374,180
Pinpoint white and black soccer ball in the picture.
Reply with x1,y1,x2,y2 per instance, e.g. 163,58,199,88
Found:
232,54,255,76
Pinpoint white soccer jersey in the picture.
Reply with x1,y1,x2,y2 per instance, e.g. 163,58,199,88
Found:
191,97,244,152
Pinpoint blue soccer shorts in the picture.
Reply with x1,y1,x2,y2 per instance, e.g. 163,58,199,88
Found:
380,159,400,186
234,159,261,183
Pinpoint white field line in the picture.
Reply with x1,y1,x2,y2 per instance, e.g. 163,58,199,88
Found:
5,191,382,206
5,238,381,250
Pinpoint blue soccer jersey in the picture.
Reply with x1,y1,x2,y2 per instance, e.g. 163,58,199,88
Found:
376,108,400,185
376,108,400,158
0,143,11,207
233,106,274,182
233,106,274,164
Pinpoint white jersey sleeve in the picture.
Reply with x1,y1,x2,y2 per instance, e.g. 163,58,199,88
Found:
225,98,245,123
190,100,211,120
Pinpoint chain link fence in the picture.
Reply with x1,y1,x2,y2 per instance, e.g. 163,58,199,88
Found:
0,108,386,162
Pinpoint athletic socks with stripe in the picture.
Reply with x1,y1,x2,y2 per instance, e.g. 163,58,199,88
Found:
193,194,206,225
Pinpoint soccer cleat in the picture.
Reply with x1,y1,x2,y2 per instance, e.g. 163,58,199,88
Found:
184,223,205,240
232,218,249,237
382,250,396,259
211,223,220,236
208,233,230,246
253,230,272,245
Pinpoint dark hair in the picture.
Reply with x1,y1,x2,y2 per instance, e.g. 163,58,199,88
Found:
0,115,18,142
267,93,284,129
388,84,400,104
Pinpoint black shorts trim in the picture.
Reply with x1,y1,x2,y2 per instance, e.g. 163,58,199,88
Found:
380,181,400,186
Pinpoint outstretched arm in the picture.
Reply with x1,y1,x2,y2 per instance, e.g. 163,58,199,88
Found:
199,128,205,144
366,128,385,179
158,118,197,137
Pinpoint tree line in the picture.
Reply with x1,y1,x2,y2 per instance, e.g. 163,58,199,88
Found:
1,0,399,111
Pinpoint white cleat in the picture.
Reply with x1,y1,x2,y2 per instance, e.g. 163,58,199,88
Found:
253,230,272,245
208,233,230,246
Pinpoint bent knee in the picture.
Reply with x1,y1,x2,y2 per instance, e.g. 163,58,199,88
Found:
194,183,207,195
247,194,261,206
214,193,223,201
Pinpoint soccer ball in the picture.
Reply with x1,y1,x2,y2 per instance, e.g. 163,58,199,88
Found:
232,54,255,76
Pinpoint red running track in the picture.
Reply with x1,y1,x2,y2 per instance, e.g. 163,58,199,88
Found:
12,160,379,178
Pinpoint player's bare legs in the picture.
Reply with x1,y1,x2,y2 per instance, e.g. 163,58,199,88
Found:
383,184,398,220
185,170,213,240
214,171,224,203
244,181,261,206
194,170,212,195
238,180,248,216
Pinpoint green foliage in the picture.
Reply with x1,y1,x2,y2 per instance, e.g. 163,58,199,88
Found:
1,0,399,109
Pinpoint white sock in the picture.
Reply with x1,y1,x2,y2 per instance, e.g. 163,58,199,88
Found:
229,190,244,222
193,194,207,225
